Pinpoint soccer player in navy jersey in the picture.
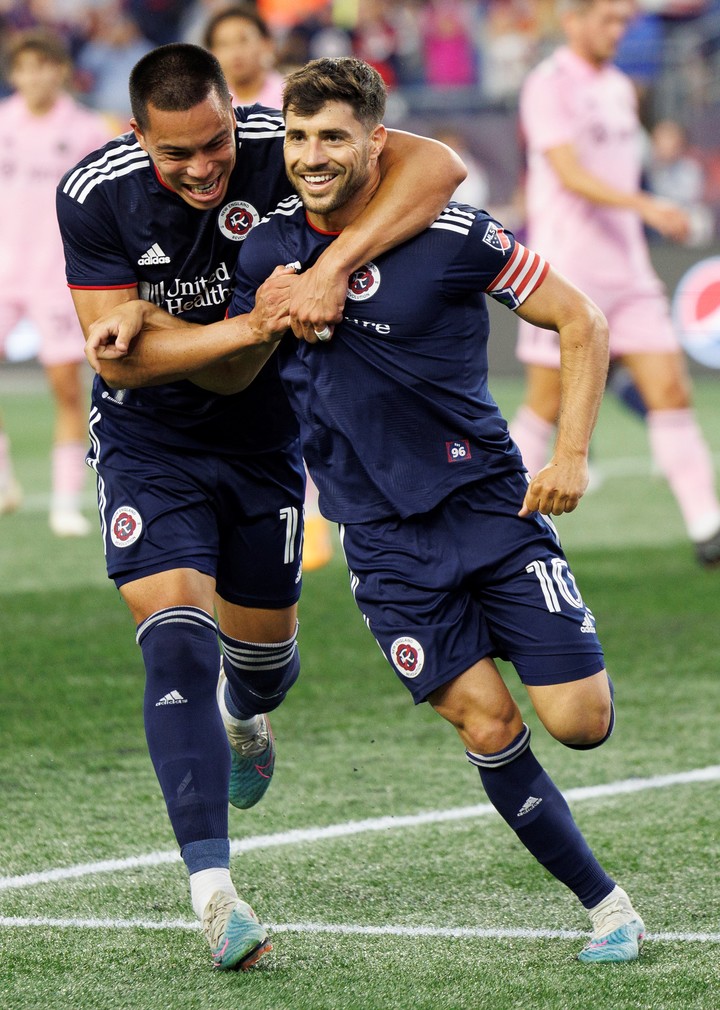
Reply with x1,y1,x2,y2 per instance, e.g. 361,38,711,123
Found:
84,57,646,965
56,43,465,971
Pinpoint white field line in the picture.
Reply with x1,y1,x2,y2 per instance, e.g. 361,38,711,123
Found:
1,765,719,895
0,915,719,945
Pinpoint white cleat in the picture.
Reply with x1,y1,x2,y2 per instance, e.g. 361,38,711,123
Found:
578,885,645,963
49,509,92,537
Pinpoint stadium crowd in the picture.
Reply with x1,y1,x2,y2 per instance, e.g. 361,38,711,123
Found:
2,1,720,113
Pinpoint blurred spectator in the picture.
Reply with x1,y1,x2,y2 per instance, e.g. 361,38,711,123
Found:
479,0,537,102
420,0,479,87
646,117,715,244
127,0,195,45
74,2,153,125
351,0,402,86
275,4,350,73
0,28,112,531
203,3,284,105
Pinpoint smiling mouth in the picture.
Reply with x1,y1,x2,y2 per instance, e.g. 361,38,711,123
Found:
184,176,223,199
300,173,337,190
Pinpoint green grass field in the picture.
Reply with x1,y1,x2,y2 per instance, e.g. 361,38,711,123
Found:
1,370,719,1010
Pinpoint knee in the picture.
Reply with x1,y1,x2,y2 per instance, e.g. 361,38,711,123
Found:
432,693,522,755
220,625,300,715
548,698,614,749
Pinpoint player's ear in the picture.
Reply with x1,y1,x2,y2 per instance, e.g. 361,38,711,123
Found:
130,119,148,151
369,124,387,163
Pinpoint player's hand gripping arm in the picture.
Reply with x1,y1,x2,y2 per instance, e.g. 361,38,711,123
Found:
79,267,296,390
546,144,691,243
289,131,466,341
514,267,609,516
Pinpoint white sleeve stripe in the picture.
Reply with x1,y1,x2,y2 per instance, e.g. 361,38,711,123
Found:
488,243,526,290
488,243,547,299
515,258,547,299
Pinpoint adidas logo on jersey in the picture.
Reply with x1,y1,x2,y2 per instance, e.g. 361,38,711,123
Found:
516,795,542,817
155,690,188,706
580,611,596,634
138,243,171,265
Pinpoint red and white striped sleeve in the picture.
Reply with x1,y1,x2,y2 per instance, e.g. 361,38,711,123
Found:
486,242,549,309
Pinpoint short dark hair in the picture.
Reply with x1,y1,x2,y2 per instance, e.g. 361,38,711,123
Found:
203,4,271,50
7,29,71,70
129,43,230,131
282,58,386,130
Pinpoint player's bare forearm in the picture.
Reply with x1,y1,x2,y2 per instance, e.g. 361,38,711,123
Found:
288,132,466,339
333,130,465,267
515,268,609,516
546,144,690,242
86,267,295,388
189,343,280,394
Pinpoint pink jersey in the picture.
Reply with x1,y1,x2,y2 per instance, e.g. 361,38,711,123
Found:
520,45,660,297
0,92,111,295
231,71,285,111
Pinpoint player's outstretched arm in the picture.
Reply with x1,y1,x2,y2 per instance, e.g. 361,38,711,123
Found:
288,131,466,341
80,267,296,390
514,267,609,517
546,143,691,243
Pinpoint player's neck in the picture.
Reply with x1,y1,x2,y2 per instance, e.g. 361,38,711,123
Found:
22,93,61,116
229,72,265,103
568,41,609,70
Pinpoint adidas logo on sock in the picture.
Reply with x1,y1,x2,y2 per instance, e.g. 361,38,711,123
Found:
580,611,596,634
138,243,171,265
516,795,542,817
155,690,188,706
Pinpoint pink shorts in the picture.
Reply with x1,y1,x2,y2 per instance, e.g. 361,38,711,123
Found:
0,293,85,368
517,285,679,368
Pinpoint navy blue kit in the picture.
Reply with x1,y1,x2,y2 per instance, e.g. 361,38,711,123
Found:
231,199,606,700
56,107,305,603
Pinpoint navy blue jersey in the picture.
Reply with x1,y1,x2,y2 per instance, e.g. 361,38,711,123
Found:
57,105,298,455
230,199,548,521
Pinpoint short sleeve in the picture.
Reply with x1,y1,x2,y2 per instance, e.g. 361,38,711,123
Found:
520,65,576,153
56,185,136,289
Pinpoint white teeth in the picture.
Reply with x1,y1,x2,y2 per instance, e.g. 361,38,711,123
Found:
304,175,333,184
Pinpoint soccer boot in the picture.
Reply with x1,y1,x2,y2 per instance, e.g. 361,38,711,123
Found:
695,525,720,567
217,663,275,809
49,508,91,537
578,886,645,963
202,890,272,970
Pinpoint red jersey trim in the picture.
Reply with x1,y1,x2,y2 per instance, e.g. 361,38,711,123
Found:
68,283,137,291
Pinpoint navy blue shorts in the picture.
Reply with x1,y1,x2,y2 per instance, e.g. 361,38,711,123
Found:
339,472,605,702
88,412,305,608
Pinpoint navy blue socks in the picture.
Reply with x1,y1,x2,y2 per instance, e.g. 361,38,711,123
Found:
137,607,230,850
467,725,615,908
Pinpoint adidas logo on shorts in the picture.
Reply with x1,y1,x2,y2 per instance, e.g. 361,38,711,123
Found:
580,612,596,634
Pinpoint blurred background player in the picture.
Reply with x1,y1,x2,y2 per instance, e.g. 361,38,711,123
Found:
202,2,285,107
203,2,334,570
0,29,111,534
509,0,720,567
